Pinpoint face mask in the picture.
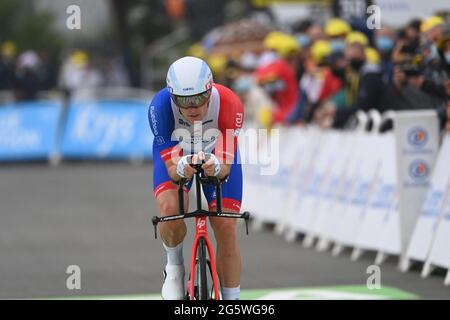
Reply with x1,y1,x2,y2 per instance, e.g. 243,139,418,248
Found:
331,66,346,80
375,36,394,52
424,44,439,63
349,58,364,71
296,34,311,48
330,39,346,53
234,75,253,93
445,52,450,64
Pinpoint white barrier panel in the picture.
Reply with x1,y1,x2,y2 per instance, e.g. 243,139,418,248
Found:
291,130,340,236
403,135,450,271
325,132,366,249
333,133,382,253
304,131,348,247
263,127,301,224
353,133,397,258
394,111,440,271
315,131,354,251
415,135,450,283
243,126,304,225
241,124,269,220
242,161,261,216
309,131,350,248
284,127,324,237
375,195,401,264
242,131,274,223
425,185,450,285
241,122,260,217
275,127,308,235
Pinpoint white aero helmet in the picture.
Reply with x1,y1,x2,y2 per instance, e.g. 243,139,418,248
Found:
166,56,213,97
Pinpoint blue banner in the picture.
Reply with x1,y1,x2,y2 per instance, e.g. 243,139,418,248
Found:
60,100,153,159
0,101,62,161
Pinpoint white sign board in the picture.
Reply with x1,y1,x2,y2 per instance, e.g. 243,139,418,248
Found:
421,135,450,284
354,134,397,254
333,133,381,250
393,110,439,268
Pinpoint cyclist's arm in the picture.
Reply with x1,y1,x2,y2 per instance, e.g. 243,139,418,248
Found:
165,158,181,182
149,89,188,182
215,84,244,167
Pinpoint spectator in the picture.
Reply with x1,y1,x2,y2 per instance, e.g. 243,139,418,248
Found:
437,26,450,96
419,17,448,103
374,27,396,84
421,16,445,44
58,50,103,99
291,40,342,124
102,56,130,87
379,62,438,112
0,41,17,91
232,52,275,128
315,42,383,128
324,18,352,54
254,31,301,125
13,51,42,101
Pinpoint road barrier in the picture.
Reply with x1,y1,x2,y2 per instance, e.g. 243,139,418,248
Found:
0,89,154,162
243,110,450,286
0,100,62,161
60,100,153,160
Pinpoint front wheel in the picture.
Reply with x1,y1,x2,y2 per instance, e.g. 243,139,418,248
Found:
197,237,209,300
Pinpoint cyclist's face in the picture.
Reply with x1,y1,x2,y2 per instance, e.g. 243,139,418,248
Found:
179,101,209,124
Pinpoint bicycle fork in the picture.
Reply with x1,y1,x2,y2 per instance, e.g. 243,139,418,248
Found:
186,216,221,300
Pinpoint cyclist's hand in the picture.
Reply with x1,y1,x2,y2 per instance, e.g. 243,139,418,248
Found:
176,155,196,180
200,152,221,177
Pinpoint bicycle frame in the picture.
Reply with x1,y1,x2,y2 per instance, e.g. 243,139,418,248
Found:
187,215,220,300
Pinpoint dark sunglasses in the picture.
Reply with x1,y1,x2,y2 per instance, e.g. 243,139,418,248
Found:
171,89,211,109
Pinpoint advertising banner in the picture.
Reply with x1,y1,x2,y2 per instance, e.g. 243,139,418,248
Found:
60,101,153,160
393,110,439,270
0,101,62,161
420,135,450,283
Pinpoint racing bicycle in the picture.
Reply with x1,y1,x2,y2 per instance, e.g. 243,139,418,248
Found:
152,154,250,300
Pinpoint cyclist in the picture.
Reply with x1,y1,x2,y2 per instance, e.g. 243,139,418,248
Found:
148,56,244,300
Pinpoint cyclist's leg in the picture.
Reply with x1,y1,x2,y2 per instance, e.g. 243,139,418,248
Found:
203,150,243,299
153,150,193,300
153,150,192,246
156,189,189,246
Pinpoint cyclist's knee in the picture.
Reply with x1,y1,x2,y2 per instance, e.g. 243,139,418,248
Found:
159,200,179,215
157,190,188,215
211,218,237,240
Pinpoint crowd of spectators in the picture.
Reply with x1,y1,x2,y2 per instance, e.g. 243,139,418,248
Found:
195,15,450,132
2,13,450,132
0,43,129,102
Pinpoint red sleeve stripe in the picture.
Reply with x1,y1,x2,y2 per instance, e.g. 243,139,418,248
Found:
160,145,182,163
